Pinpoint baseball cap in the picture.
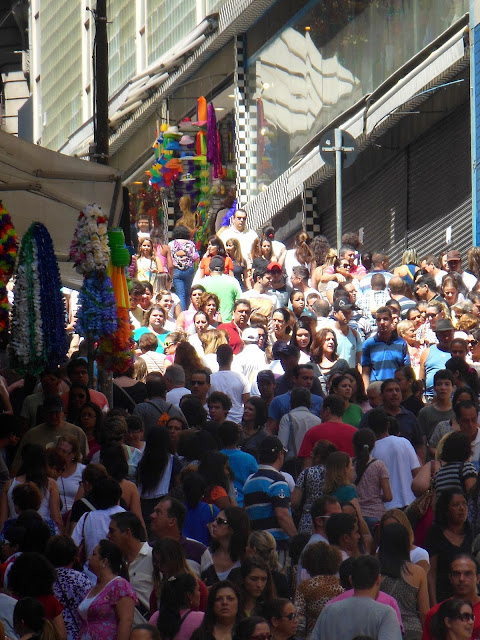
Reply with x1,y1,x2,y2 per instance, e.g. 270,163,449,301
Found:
209,256,225,271
242,328,259,343
446,250,461,262
267,262,282,272
436,318,455,332
43,396,64,413
333,298,359,312
257,370,275,383
272,340,299,359
259,436,287,457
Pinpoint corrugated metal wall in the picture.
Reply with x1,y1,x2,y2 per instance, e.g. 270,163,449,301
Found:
317,102,472,264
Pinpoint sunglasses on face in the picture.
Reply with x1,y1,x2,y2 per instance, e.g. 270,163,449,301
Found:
280,613,298,621
452,613,475,622
215,517,229,526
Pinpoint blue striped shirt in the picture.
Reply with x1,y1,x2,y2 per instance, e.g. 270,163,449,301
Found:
361,332,410,381
243,465,291,543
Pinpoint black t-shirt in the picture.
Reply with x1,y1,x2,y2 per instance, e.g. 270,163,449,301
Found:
401,395,424,417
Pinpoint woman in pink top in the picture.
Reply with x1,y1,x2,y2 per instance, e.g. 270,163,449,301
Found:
150,572,204,640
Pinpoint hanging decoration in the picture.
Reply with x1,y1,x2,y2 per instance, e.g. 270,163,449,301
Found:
70,204,117,342
97,229,135,374
10,222,68,374
70,204,110,274
0,203,18,342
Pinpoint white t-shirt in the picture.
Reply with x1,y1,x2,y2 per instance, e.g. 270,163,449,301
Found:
232,344,268,383
372,436,420,509
272,240,286,262
166,387,191,406
72,505,125,560
210,370,251,422
410,546,429,567
218,226,258,262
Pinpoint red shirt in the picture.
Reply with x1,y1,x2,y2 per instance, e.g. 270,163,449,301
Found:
422,598,480,640
298,421,357,458
217,322,243,355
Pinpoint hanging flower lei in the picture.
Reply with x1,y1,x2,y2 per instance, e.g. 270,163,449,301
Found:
10,223,67,373
76,271,118,341
70,204,110,274
97,308,135,374
0,203,18,341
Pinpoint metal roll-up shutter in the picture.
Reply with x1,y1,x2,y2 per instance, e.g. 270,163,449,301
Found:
318,152,408,265
407,102,471,259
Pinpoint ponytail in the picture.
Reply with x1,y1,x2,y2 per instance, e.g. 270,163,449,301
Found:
352,428,376,486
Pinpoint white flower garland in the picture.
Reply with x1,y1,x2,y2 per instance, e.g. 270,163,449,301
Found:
70,204,110,274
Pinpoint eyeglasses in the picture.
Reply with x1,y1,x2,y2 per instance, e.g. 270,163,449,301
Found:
280,613,298,621
215,517,229,526
452,613,475,622
251,634,273,640
469,340,478,346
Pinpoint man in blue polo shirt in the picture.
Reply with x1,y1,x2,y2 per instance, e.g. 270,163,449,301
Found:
266,364,323,434
361,307,410,388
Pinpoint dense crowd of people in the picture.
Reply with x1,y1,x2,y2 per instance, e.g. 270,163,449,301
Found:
3,205,480,640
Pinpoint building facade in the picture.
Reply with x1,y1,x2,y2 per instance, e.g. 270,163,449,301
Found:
16,0,476,258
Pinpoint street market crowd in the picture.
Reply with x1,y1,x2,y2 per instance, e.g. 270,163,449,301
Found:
4,204,480,640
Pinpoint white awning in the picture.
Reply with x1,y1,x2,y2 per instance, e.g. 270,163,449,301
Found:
0,130,123,289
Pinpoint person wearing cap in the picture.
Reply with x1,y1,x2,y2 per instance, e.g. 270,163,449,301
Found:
242,266,278,319
218,209,259,262
232,327,268,383
266,364,323,435
419,318,456,400
263,226,286,263
243,435,297,554
446,250,478,291
217,298,251,355
361,307,410,387
11,396,88,475
202,255,243,323
251,369,276,407
268,262,292,308
331,298,363,369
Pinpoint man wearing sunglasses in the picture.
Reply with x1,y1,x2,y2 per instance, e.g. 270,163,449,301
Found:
422,554,480,640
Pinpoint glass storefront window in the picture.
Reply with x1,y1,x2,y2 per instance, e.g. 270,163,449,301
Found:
246,0,468,195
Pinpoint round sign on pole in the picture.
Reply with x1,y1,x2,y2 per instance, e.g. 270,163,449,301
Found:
319,129,358,168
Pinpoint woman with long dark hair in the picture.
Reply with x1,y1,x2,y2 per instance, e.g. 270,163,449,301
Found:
270,308,293,344
1,443,63,534
344,368,369,411
201,507,250,587
151,538,208,615
329,375,363,427
191,581,241,640
378,523,429,639
310,329,349,394
291,318,315,362
352,428,392,531
136,428,180,530
182,472,219,546
154,572,204,640
200,236,233,278
425,488,472,606
79,402,103,460
430,598,475,640
235,555,276,618
66,383,90,425
198,451,235,510
239,397,268,458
